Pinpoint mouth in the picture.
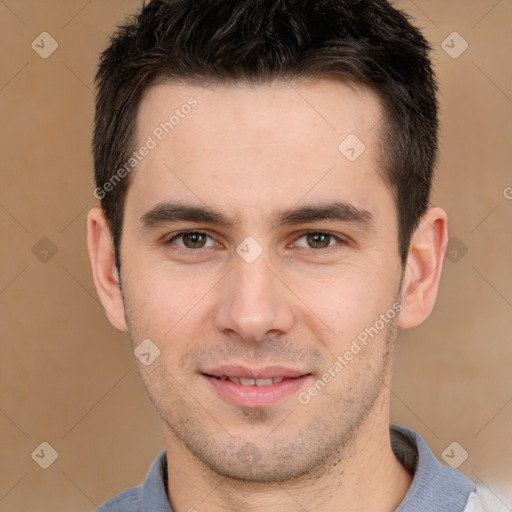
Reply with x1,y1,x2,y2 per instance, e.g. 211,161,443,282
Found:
205,375,290,386
201,365,313,408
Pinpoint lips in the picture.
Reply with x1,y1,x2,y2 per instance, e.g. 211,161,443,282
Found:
203,364,308,380
214,375,285,385
201,364,312,407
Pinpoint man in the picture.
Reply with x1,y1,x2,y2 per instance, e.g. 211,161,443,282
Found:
87,1,486,510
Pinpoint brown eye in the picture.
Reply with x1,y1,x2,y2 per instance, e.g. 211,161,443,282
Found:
168,231,214,249
295,232,340,249
307,233,331,248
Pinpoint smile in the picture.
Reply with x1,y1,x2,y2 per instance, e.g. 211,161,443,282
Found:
208,375,286,386
202,370,312,408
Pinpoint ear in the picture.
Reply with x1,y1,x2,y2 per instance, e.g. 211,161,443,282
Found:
397,207,449,329
87,207,128,332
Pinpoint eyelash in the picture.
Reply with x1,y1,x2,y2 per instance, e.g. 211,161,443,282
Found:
164,229,348,252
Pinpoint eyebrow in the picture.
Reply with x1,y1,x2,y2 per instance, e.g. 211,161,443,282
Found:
139,200,374,231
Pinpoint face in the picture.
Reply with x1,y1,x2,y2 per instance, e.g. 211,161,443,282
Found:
118,79,405,481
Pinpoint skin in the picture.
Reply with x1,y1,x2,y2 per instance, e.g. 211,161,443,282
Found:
88,79,448,511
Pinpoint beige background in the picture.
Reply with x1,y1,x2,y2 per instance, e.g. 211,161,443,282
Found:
0,0,511,510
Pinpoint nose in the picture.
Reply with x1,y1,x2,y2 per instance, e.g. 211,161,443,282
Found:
213,250,296,344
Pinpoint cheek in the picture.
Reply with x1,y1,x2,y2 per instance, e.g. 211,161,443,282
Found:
290,261,399,340
122,261,219,339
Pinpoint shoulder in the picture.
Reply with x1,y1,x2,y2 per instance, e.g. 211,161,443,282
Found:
96,484,142,511
391,424,485,512
95,450,170,512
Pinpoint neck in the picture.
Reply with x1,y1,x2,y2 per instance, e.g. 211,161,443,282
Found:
164,395,412,512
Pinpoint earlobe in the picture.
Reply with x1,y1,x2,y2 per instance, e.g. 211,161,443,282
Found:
86,207,129,332
397,207,448,329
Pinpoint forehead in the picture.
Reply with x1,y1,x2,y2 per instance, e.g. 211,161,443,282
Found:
137,78,383,147
126,79,392,226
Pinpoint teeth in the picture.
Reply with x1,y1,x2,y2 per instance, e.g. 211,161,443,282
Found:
255,378,274,386
223,376,285,386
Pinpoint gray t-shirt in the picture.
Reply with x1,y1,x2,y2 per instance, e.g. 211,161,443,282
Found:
97,424,485,511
